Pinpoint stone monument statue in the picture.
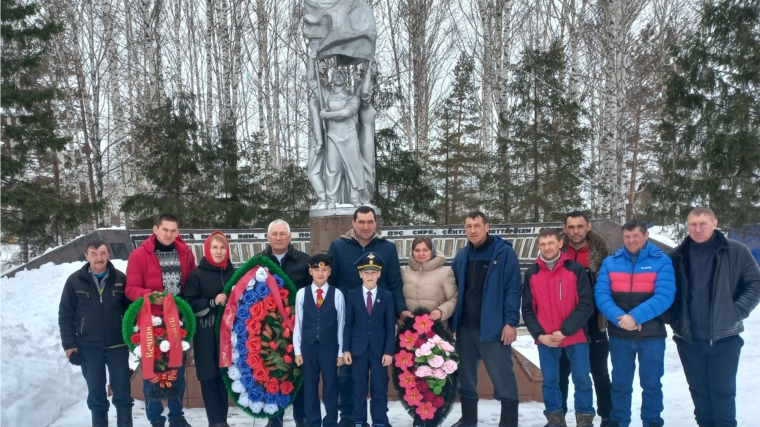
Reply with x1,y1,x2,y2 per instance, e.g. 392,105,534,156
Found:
303,0,378,215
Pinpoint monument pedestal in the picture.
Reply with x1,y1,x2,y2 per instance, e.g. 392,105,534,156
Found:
308,205,381,255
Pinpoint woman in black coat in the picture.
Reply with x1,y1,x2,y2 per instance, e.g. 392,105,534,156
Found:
185,231,236,427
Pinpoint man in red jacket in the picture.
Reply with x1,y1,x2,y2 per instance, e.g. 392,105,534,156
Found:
126,214,196,427
522,228,595,427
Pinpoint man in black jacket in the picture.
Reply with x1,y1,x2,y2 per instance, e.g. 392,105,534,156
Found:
58,241,133,427
261,219,310,427
669,207,760,427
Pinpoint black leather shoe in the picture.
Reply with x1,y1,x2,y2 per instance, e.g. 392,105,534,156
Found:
150,421,166,427
266,419,283,427
339,418,355,427
169,417,192,427
295,418,308,427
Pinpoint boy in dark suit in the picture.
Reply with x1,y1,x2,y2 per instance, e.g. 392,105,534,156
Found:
343,252,395,427
294,254,346,427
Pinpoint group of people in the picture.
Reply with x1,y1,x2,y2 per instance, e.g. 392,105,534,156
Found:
57,206,760,427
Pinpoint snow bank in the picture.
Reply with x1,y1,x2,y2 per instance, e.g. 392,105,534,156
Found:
0,260,127,427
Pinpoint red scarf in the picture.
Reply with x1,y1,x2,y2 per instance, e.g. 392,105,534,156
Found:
204,231,230,268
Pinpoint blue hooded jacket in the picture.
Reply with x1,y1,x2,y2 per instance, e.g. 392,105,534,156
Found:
450,235,522,341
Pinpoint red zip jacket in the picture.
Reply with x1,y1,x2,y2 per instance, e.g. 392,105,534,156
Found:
125,235,196,313
521,251,594,347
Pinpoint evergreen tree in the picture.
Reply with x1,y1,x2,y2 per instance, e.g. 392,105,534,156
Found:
651,0,760,229
374,127,437,225
430,53,486,224
1,0,100,261
497,41,587,222
121,95,220,228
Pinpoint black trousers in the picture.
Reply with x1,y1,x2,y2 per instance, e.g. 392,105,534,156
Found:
559,332,612,418
200,376,229,424
79,345,133,412
456,326,519,402
675,335,743,427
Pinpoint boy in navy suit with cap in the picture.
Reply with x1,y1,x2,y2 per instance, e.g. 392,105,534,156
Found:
294,254,346,427
343,252,395,427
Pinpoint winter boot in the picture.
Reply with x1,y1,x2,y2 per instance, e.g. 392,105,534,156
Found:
450,397,478,427
116,406,133,427
575,412,595,427
169,417,192,427
543,410,567,427
91,410,108,427
498,400,519,427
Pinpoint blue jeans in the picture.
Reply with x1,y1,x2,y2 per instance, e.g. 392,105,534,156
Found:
538,343,594,415
142,359,187,423
608,336,665,427
79,346,134,412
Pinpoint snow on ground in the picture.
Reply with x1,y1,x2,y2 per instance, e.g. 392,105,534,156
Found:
2,260,759,426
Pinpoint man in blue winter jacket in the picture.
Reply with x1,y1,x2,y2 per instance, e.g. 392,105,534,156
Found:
449,211,522,427
595,219,675,427
327,206,411,427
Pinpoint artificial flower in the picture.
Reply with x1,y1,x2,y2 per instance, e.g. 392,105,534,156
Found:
416,379,429,392
427,334,443,345
414,338,426,348
263,403,279,415
246,277,257,291
133,345,141,358
438,341,455,353
130,333,140,344
228,366,241,381
399,330,417,350
442,359,458,374
432,368,446,379
254,367,269,382
243,290,258,305
414,314,433,335
159,340,171,352
240,374,255,388
416,402,436,420
432,396,445,408
283,354,293,364
181,340,190,351
277,393,291,408
151,316,162,327
153,327,166,338
398,371,417,388
231,350,239,363
255,267,269,283
266,378,280,394
395,350,414,369
231,380,245,394
403,387,422,407
414,366,433,378
280,381,294,395
250,401,264,413
238,392,250,407
428,354,445,368
264,295,277,311
255,282,271,299
415,343,433,358
133,326,140,333
250,303,266,320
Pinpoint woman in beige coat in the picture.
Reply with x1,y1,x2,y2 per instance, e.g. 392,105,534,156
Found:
401,236,458,326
